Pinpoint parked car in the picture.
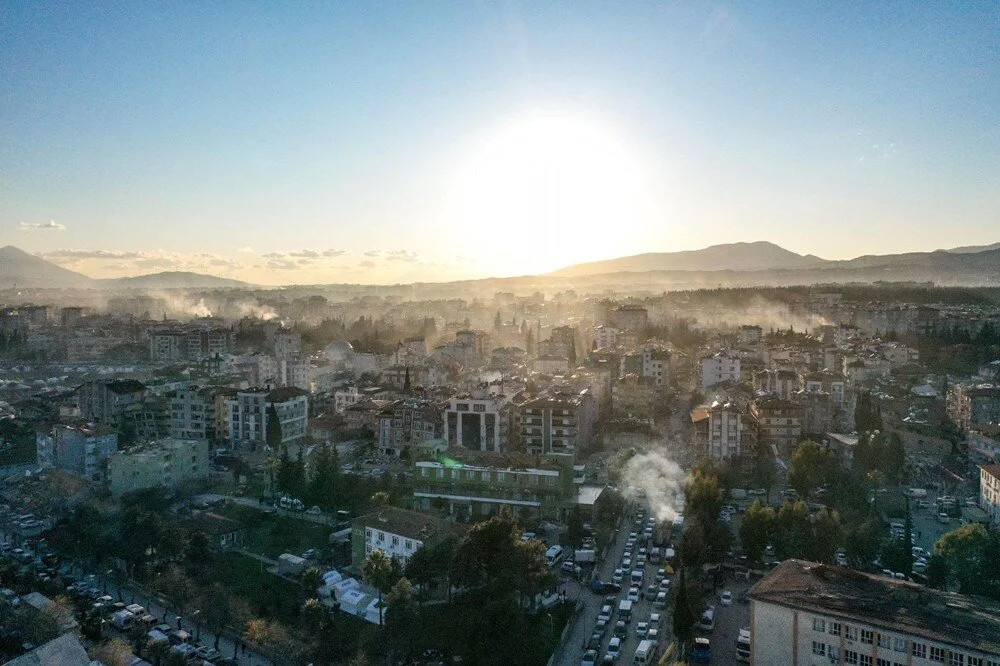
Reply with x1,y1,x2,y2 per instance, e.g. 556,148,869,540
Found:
720,590,733,606
582,649,598,666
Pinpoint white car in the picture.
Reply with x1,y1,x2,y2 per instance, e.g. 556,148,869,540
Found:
612,569,624,584
607,637,622,660
636,621,648,638
627,587,640,602
720,590,733,606
306,506,322,515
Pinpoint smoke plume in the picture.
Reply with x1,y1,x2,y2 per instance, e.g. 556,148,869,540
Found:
619,451,685,523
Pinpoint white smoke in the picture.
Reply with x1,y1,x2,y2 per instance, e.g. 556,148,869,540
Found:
619,451,685,523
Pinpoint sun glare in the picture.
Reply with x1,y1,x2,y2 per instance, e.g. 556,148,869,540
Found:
445,113,659,275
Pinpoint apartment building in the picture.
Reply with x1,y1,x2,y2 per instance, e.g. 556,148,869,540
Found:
273,329,301,359
377,399,443,458
612,374,657,419
593,325,619,350
750,559,1000,666
692,400,756,460
148,327,233,362
443,392,512,452
351,506,465,568
167,386,223,441
608,304,648,331
738,325,764,346
76,379,147,423
520,389,598,456
36,424,118,481
757,368,801,400
108,438,210,495
980,464,1000,524
948,384,1000,435
700,354,742,390
226,387,309,448
751,395,804,450
642,346,671,387
412,449,577,521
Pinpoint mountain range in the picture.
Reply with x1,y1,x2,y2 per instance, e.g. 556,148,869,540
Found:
551,240,1000,282
0,246,250,290
2,240,999,291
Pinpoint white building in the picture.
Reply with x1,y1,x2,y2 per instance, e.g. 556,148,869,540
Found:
980,464,1000,524
699,354,741,390
443,392,512,452
750,559,1000,666
691,401,754,460
642,345,671,387
593,325,619,350
352,507,464,567
334,387,364,413
273,329,301,359
226,387,309,448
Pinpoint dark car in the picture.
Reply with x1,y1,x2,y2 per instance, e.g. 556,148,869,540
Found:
590,580,622,594
613,620,628,637
584,632,603,651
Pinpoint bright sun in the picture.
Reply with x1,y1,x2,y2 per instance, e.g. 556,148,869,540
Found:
445,113,659,275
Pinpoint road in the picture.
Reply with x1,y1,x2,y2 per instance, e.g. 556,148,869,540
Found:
557,501,673,666
194,493,335,526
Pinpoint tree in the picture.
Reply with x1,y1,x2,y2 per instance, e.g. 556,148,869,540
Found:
671,567,696,646
363,550,394,626
301,567,323,597
186,531,212,565
565,506,584,548
198,584,234,650
809,507,843,564
89,638,134,666
844,517,883,568
685,469,724,527
751,445,777,498
788,440,834,499
301,597,326,634
773,501,813,561
370,491,390,508
385,577,418,655
925,554,949,589
740,501,775,566
452,511,550,603
265,404,282,449
901,499,914,576
934,523,994,595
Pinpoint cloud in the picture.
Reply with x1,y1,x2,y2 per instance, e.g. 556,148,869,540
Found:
364,250,382,258
384,250,418,262
19,220,66,231
40,248,245,275
236,246,255,254
322,249,348,257
359,260,376,268
261,249,349,262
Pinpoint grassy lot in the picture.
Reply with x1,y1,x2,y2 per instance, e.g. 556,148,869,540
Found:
214,502,332,559
203,552,303,623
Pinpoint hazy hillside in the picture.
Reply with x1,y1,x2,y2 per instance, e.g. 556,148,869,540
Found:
0,245,95,288
101,271,250,289
551,241,829,277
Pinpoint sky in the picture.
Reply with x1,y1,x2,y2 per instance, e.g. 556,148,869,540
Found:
2,2,999,285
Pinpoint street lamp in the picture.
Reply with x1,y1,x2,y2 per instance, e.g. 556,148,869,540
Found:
192,609,201,640
103,569,113,595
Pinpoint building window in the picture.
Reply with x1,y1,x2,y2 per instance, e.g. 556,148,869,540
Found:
366,529,372,540
829,622,841,636
391,536,399,546
813,618,826,632
845,626,858,642
813,642,826,656
878,634,890,649
894,638,907,653
860,656,872,666
405,540,412,550
878,659,891,666
912,644,927,659
861,629,874,644
968,658,983,666
378,532,384,542
930,647,945,662
950,655,965,666
828,647,840,663
845,650,859,665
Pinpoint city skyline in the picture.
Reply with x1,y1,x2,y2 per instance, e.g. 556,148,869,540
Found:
3,3,999,284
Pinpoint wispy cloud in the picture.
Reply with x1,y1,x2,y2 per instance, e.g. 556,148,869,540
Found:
19,220,66,231
384,250,418,262
41,248,245,275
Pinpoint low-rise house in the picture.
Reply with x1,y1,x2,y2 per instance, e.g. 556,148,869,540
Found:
351,506,466,568
181,511,245,550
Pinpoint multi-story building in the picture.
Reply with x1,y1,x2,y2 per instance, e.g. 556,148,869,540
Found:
948,384,1000,435
980,464,1000,524
381,364,426,391
609,305,648,331
443,392,512,452
738,325,763,346
751,395,803,451
226,387,309,448
593,325,619,350
148,327,233,362
168,386,221,441
36,424,118,481
377,399,443,458
66,335,126,362
750,559,1000,666
641,346,671,387
132,395,169,440
334,387,364,413
756,368,801,400
108,438,210,495
612,374,657,419
699,354,742,390
60,306,84,328
273,329,301,359
454,330,490,367
412,449,577,521
351,506,465,568
76,379,147,423
277,358,310,390
692,400,756,460
520,389,598,456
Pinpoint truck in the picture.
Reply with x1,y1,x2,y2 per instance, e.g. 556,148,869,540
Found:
574,549,596,563
617,599,633,622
